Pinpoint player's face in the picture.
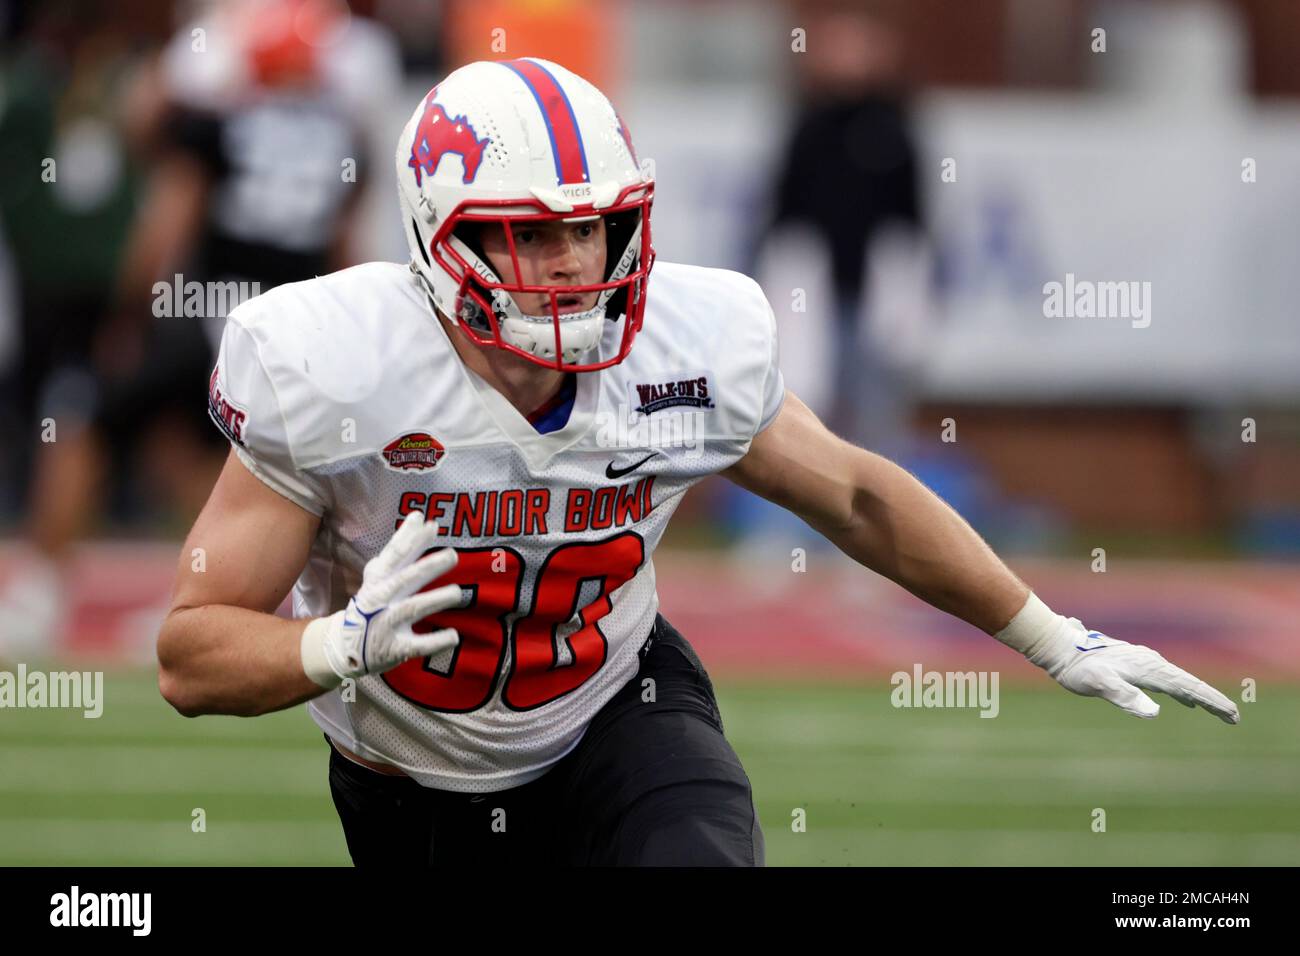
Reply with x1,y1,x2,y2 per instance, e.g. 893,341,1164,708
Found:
479,217,607,316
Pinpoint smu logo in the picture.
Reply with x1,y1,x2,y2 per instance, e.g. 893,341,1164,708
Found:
207,367,247,446
408,94,489,187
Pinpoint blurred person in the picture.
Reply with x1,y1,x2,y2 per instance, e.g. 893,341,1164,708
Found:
729,2,931,558
0,0,397,659
156,58,1236,868
757,2,926,458
0,0,146,656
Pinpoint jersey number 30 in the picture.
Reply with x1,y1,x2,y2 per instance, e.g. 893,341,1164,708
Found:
382,531,645,712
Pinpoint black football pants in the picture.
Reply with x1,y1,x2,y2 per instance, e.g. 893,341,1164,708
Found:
327,613,765,866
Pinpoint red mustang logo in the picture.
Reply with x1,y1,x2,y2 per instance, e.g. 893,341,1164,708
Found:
408,95,489,187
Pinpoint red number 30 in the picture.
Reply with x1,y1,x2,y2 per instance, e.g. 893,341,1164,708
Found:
382,531,646,712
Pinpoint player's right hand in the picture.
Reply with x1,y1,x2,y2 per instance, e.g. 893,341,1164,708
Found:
300,511,461,688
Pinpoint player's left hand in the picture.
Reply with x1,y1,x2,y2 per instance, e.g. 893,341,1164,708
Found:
1027,617,1240,724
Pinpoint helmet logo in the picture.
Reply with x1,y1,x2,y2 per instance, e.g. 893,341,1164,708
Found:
408,96,489,187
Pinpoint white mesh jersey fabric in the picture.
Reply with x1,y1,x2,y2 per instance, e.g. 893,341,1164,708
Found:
208,258,785,792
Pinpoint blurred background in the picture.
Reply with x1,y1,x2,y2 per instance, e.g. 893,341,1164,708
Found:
0,0,1296,865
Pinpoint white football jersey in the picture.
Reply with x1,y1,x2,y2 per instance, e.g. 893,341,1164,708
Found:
208,259,785,791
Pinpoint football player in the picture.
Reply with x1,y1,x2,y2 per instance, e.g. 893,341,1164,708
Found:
157,58,1239,867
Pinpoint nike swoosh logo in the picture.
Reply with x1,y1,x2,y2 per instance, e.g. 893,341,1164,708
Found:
1076,632,1109,652
605,452,658,479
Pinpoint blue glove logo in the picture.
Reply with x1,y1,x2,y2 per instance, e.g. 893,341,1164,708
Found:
1075,630,1110,652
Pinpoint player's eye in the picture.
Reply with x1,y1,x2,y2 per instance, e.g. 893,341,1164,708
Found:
513,228,537,244
576,223,596,239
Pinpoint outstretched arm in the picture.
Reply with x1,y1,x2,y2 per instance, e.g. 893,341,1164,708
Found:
722,390,1239,724
723,391,1029,634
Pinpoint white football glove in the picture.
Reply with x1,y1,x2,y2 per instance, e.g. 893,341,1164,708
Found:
995,593,1240,724
300,511,463,689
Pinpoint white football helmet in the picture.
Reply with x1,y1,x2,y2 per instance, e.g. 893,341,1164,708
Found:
395,58,655,371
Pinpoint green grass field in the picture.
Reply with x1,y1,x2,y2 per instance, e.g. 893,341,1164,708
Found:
2,672,1296,865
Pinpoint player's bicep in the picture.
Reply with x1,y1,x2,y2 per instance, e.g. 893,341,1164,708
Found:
169,448,320,616
721,389,859,535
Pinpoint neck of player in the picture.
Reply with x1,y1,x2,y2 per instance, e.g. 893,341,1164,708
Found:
437,310,572,420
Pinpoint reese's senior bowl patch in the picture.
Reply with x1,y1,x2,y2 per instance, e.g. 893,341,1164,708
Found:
381,431,446,472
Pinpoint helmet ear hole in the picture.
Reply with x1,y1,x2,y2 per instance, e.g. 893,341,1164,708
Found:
410,217,432,269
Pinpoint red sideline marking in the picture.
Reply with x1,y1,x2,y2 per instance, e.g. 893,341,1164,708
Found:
0,544,1295,680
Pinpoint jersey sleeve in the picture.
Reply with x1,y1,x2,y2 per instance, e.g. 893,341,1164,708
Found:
754,285,787,436
208,317,329,516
